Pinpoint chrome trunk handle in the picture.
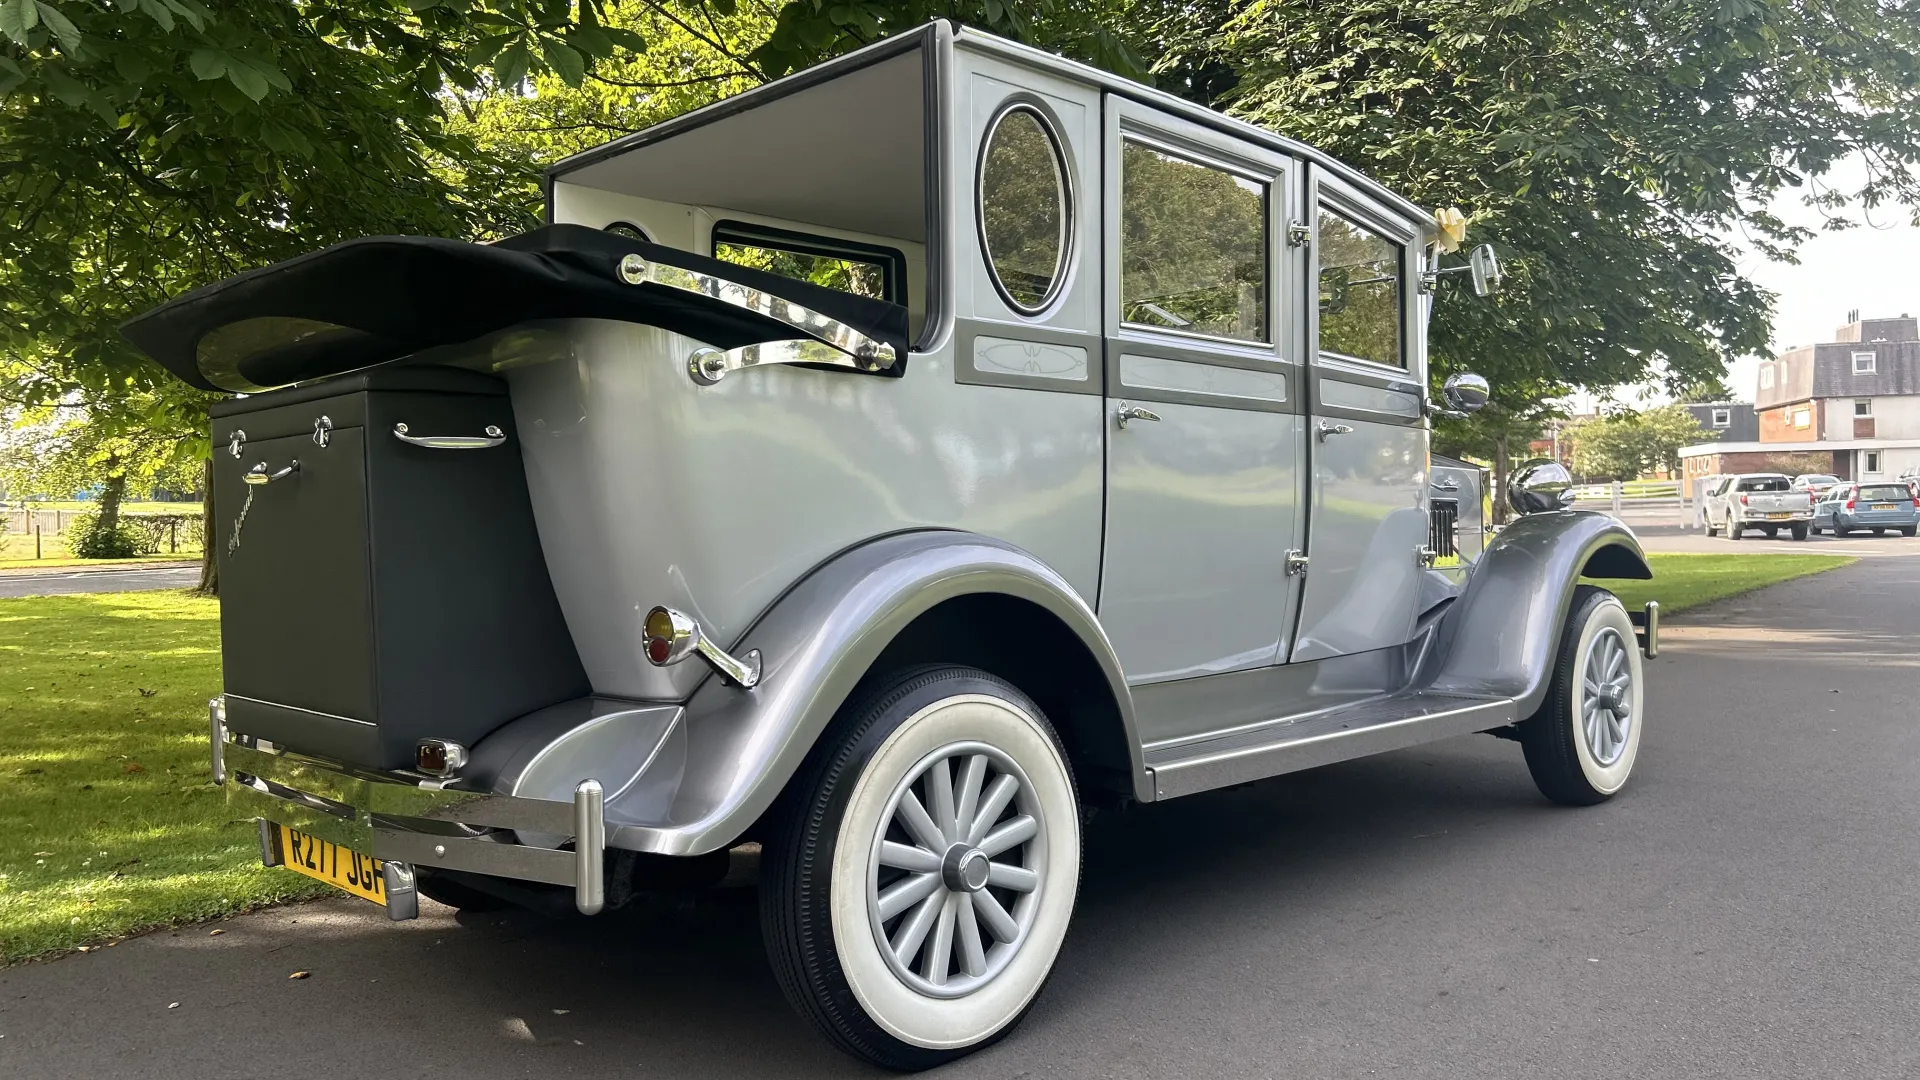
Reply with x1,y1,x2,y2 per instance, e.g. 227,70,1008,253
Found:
243,460,299,485
392,423,506,450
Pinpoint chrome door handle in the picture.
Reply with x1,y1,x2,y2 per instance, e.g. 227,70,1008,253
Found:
392,423,506,450
1116,402,1162,429
243,460,299,485
1316,421,1355,442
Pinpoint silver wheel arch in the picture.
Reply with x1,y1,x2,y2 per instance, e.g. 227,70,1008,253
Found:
1423,511,1652,718
634,531,1145,856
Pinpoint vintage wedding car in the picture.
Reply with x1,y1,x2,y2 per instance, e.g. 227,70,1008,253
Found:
127,22,1657,1069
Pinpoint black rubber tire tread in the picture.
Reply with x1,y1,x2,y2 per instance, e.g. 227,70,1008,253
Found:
415,872,512,912
1519,585,1621,807
1725,517,1742,540
759,664,1077,1071
1791,524,1809,541
1902,526,1917,538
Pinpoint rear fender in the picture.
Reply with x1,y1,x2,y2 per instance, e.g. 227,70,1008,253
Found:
607,530,1144,855
1422,511,1650,717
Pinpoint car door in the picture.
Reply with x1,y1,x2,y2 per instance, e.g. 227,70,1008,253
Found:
1289,168,1430,662
1096,98,1306,690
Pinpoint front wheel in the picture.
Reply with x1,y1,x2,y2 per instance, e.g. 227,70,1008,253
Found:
761,667,1081,1070
1519,585,1645,806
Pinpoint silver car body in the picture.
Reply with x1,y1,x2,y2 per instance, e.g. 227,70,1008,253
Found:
206,24,1652,897
1704,473,1814,533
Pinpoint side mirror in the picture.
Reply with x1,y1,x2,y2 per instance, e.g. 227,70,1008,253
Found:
1508,458,1574,515
1469,244,1502,297
1441,372,1490,414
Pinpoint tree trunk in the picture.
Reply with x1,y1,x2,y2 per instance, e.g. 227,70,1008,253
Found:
96,467,127,534
198,457,218,596
1491,433,1510,526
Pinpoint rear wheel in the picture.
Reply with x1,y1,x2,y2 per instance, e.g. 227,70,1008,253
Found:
1902,526,1916,538
1791,523,1810,541
1724,516,1742,540
761,666,1081,1070
1519,586,1644,806
1763,526,1778,538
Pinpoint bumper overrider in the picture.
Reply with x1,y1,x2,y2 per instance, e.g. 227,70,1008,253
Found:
209,697,606,920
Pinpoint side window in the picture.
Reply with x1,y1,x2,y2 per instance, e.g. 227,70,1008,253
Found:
1119,140,1268,342
711,221,906,305
1317,208,1405,367
978,103,1071,314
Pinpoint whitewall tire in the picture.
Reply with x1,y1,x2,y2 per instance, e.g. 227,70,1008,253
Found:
761,666,1080,1070
1519,586,1645,805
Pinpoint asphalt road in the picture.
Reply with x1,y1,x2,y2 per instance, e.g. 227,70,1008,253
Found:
6,559,1919,1079
0,565,201,597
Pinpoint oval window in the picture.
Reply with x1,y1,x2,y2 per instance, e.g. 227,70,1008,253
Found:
979,104,1070,313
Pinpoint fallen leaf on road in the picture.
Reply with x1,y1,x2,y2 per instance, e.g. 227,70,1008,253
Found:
552,1009,570,1015
124,762,146,774
168,1003,180,1010
209,929,226,937
289,971,311,980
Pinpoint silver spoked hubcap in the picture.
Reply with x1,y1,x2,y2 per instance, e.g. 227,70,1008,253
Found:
867,740,1045,999
1581,627,1634,766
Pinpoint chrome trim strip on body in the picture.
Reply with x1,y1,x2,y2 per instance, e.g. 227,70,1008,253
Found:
1146,694,1514,799
226,693,375,728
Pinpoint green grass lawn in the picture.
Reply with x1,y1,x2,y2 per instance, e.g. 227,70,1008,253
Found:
1588,552,1855,615
0,591,325,963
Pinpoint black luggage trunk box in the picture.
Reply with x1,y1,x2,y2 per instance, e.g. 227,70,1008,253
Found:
210,367,588,770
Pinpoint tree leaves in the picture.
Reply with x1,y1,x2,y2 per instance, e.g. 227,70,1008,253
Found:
0,0,38,48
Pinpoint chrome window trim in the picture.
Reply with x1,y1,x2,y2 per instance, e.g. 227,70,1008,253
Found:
975,96,1076,318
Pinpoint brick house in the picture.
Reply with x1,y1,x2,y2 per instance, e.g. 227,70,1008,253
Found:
1680,312,1920,482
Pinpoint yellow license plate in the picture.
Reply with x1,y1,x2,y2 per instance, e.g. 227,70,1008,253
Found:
275,823,389,906
1766,512,1791,520
1873,503,1898,510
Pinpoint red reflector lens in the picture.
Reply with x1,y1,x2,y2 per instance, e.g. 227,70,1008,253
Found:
646,636,672,664
417,744,447,773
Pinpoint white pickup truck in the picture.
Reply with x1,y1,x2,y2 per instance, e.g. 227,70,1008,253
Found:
1704,473,1814,540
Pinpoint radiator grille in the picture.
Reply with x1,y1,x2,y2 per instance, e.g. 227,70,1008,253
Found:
1429,500,1459,559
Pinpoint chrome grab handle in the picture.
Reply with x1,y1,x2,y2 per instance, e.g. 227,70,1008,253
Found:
1430,477,1461,492
392,423,506,450
1115,402,1162,429
243,460,299,485
1316,421,1355,442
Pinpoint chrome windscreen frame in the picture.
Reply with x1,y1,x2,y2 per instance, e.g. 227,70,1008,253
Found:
209,697,606,918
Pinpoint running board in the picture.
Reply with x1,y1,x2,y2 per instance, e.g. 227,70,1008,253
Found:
1143,691,1516,800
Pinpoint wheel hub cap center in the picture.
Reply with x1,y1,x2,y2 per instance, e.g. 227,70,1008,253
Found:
944,845,992,893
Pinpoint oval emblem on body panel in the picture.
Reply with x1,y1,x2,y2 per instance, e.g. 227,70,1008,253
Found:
973,336,1089,381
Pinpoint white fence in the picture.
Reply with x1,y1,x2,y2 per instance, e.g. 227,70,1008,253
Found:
1569,480,1695,526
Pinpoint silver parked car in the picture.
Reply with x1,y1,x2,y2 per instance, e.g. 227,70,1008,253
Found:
1812,482,1920,536
1704,473,1814,540
126,23,1657,1070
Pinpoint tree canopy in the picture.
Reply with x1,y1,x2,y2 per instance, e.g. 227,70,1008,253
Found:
1569,404,1716,481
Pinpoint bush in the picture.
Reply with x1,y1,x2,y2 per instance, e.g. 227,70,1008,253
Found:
66,512,142,559
124,513,203,555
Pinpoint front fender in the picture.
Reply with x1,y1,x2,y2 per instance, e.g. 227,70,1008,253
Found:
1423,511,1650,717
610,530,1141,855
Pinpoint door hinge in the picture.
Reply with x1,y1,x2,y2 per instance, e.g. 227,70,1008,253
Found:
1287,221,1311,247
1416,546,1439,568
1285,550,1309,576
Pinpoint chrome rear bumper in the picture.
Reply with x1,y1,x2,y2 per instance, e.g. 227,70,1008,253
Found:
210,698,605,918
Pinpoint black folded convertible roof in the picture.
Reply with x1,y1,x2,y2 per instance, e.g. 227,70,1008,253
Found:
122,225,911,393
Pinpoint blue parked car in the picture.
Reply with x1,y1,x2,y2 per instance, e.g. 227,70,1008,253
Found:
1812,482,1920,537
